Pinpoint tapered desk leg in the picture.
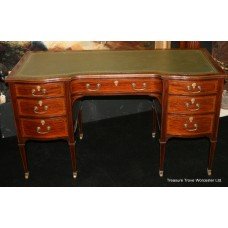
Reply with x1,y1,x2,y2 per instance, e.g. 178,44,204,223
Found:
159,141,166,177
207,140,217,176
78,106,83,140
18,143,29,179
152,102,156,138
69,142,77,179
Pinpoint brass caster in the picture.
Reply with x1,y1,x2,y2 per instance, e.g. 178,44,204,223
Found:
152,132,156,138
159,170,164,177
79,133,83,140
25,172,30,179
73,171,78,179
207,169,212,176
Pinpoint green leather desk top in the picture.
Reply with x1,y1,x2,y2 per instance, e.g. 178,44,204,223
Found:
10,50,221,80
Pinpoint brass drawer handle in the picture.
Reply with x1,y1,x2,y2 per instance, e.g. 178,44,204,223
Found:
132,82,147,91
187,83,201,93
184,116,198,132
184,123,198,131
185,98,200,111
34,105,49,114
36,119,51,134
36,126,51,134
31,85,47,96
34,100,48,114
86,83,101,91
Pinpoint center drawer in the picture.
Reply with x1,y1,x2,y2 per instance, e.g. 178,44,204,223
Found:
17,98,67,117
71,78,162,94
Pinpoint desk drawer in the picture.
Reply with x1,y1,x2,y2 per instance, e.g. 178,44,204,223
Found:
17,98,66,117
15,82,65,98
166,114,214,136
167,95,216,114
19,117,68,138
71,78,162,94
168,80,218,95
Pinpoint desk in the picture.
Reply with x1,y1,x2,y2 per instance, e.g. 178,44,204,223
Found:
6,49,226,179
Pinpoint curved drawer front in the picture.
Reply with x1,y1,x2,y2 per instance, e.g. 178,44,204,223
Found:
168,80,218,95
20,117,68,138
17,98,66,117
167,114,214,136
167,95,217,114
15,82,65,98
71,78,162,94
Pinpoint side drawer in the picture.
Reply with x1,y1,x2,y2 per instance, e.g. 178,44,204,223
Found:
14,82,65,98
167,95,217,114
17,98,67,117
168,80,219,95
71,78,162,94
19,117,68,138
166,114,214,136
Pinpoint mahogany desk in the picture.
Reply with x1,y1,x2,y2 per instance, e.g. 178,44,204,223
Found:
6,49,226,179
